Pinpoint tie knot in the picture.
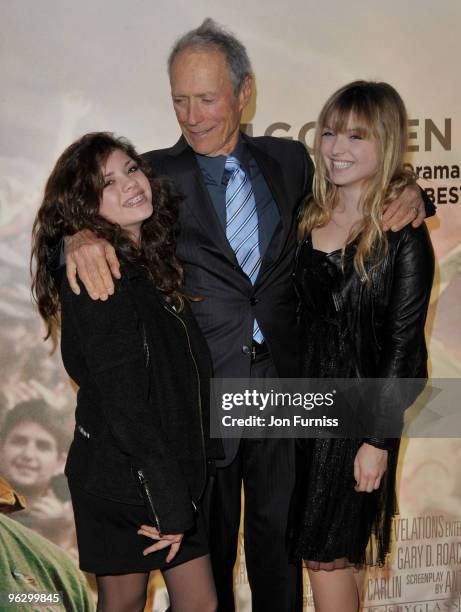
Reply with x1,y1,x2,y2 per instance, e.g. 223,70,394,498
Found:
225,156,241,172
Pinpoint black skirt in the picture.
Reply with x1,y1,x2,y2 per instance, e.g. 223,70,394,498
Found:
69,484,208,575
290,438,399,569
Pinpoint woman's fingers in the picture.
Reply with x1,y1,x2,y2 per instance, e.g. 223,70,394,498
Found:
141,534,183,558
365,478,375,493
138,527,184,559
137,524,160,539
142,539,171,556
355,470,383,492
165,539,182,563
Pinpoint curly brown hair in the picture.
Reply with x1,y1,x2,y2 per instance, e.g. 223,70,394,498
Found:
31,132,184,339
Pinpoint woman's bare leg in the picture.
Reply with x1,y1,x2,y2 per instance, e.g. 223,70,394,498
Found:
354,568,366,605
308,567,360,612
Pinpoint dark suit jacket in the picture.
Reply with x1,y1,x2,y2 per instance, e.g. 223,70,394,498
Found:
143,134,314,464
143,134,314,380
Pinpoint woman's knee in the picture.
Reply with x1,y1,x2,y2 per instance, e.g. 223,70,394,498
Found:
97,593,146,612
96,573,148,612
189,594,217,612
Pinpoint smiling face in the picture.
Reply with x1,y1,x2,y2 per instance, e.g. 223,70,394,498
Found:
320,114,379,197
170,48,251,157
0,421,64,494
99,149,153,240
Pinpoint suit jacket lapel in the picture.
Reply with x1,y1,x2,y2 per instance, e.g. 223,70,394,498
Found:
164,137,238,265
163,135,294,281
244,136,293,282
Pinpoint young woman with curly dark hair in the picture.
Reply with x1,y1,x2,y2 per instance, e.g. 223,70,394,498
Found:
31,132,220,612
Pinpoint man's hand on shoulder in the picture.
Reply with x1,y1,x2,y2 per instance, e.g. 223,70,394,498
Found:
382,183,426,232
64,229,121,300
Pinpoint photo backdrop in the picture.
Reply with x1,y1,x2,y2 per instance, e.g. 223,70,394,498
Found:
1,1,460,610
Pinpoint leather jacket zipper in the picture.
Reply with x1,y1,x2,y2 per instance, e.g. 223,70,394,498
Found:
136,468,162,535
138,325,160,531
141,323,150,367
162,303,207,504
293,238,308,323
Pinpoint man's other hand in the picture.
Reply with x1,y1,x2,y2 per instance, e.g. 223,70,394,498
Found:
382,183,426,232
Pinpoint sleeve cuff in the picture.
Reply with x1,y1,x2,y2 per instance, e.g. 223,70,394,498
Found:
363,437,398,451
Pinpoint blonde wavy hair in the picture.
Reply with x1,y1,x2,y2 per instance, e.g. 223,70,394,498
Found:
298,80,415,280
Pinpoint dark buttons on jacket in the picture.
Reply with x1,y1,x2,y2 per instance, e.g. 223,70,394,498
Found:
249,297,258,306
242,345,251,355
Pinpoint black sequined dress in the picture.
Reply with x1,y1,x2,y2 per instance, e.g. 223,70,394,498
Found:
290,235,399,569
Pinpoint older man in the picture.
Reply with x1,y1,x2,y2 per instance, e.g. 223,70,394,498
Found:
64,19,430,611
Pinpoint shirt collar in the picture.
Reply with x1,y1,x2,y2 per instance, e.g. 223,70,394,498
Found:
195,136,247,185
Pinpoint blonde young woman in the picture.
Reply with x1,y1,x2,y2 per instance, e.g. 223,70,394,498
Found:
291,82,434,611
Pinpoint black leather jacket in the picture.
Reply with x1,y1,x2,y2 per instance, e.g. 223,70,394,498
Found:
295,223,435,446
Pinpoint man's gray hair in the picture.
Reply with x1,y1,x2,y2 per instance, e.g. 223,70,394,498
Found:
168,18,253,94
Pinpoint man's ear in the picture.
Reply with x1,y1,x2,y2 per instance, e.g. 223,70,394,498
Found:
238,76,253,112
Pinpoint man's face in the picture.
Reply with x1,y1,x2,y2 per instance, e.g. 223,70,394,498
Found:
170,48,251,157
0,421,64,494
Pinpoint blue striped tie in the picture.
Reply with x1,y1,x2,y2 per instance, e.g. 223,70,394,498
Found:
225,156,263,343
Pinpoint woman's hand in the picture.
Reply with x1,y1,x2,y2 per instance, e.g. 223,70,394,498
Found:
137,524,184,563
353,443,388,493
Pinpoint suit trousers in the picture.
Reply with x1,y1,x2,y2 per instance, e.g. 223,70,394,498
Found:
204,352,303,612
